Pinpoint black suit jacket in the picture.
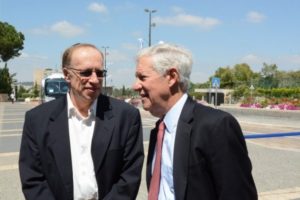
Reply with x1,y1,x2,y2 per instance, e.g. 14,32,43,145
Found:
146,96,257,200
19,95,144,200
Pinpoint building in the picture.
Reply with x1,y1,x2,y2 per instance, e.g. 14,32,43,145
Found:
194,88,234,105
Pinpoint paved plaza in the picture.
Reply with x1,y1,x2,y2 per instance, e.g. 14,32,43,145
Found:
1,102,300,199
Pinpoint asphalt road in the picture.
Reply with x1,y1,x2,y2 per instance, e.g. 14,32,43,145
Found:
0,102,300,200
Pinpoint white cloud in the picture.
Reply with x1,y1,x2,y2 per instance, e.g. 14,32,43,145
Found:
88,2,108,14
170,6,185,14
154,14,221,29
239,54,270,71
278,54,300,68
121,43,139,51
30,21,85,38
246,11,266,23
240,54,264,65
239,53,300,71
284,54,300,65
30,26,50,35
50,21,85,37
19,52,48,60
20,52,29,58
104,49,130,64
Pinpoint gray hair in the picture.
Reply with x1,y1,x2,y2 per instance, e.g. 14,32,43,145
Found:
136,43,193,92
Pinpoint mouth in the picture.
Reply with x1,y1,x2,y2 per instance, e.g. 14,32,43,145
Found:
140,93,148,99
85,87,99,93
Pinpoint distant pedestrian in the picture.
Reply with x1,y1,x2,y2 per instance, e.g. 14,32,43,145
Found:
10,93,15,104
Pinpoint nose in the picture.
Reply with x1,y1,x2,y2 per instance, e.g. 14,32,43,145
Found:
89,71,100,83
132,79,141,91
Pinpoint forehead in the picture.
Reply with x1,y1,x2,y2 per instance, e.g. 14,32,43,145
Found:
136,56,156,72
72,46,101,57
70,47,102,63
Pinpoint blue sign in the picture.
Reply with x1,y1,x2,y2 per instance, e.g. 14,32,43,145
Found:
212,77,220,88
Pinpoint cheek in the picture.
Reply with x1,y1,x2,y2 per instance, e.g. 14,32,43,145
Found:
71,79,83,90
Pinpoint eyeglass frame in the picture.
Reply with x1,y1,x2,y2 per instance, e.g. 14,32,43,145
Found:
66,66,107,79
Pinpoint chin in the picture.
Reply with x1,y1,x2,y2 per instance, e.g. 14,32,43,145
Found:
142,105,150,111
85,91,99,98
141,100,151,111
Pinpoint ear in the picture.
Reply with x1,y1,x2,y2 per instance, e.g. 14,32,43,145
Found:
63,68,71,83
167,68,179,87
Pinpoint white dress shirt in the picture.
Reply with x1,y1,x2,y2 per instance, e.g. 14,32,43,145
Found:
67,93,98,200
153,94,188,200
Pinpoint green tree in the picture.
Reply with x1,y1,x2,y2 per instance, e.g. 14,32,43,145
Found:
0,21,25,62
213,66,235,88
0,21,25,95
259,63,279,88
0,66,16,94
277,70,300,88
122,85,126,96
17,85,28,98
32,81,40,97
0,67,10,93
233,63,254,86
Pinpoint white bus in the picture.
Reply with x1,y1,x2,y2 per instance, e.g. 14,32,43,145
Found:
41,73,68,103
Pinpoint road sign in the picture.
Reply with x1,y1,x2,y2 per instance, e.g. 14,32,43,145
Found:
212,77,220,88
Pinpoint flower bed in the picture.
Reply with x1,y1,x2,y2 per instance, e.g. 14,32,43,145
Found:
240,103,300,110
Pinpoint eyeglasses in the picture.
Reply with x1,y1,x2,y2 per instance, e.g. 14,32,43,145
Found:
67,67,107,78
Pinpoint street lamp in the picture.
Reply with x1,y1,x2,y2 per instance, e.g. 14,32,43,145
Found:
144,9,157,47
250,84,255,104
102,46,109,95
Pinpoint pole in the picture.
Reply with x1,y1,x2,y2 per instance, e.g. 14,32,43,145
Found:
145,9,156,47
148,11,152,47
102,46,109,95
215,87,218,108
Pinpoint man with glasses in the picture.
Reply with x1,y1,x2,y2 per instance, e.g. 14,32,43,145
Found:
19,43,144,200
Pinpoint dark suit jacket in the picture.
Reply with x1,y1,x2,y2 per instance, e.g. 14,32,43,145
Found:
19,95,144,200
146,96,257,200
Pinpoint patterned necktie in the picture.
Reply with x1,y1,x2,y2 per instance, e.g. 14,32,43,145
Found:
148,120,165,200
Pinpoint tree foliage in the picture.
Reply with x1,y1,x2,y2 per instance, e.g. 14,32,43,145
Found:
0,21,25,62
0,64,13,93
258,63,279,88
203,62,300,103
32,82,40,97
233,63,253,85
213,66,235,88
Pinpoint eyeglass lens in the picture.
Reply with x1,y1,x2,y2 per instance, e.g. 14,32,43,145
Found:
80,69,106,77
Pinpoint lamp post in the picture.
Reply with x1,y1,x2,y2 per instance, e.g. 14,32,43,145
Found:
250,84,255,104
144,9,156,47
102,46,109,95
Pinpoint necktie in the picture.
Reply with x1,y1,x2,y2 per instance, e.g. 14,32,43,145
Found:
148,120,165,200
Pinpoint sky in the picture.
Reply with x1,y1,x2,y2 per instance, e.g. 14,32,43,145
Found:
1,0,300,88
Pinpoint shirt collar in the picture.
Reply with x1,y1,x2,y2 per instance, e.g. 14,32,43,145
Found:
163,93,188,133
67,92,97,119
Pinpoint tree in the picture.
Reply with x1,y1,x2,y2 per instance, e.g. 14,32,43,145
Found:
277,70,300,88
32,82,40,97
17,85,28,98
0,21,25,63
233,63,254,86
213,66,235,88
0,66,15,94
0,21,25,95
259,63,279,88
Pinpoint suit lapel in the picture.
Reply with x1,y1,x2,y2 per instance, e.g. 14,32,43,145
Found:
173,97,194,200
47,97,73,197
91,95,115,172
